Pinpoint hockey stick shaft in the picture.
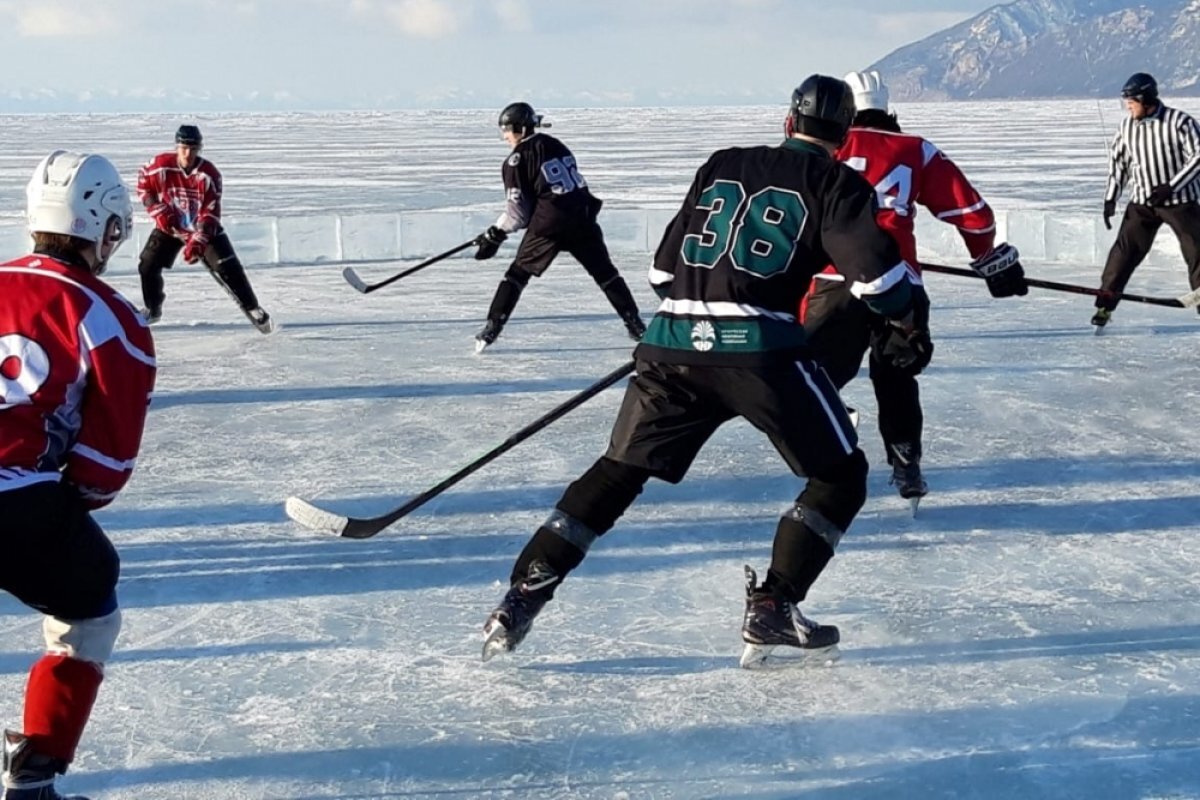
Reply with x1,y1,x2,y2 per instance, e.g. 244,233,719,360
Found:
920,262,1199,308
344,238,477,294
287,359,637,538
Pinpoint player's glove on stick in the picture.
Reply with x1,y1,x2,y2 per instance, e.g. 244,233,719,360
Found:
183,232,210,264
970,242,1027,298
474,226,507,260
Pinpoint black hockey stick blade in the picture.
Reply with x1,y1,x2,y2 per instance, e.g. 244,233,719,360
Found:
285,358,637,538
342,267,371,294
921,262,1197,308
341,239,478,294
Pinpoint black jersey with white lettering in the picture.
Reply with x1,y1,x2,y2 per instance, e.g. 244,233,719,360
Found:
495,132,600,238
638,138,913,366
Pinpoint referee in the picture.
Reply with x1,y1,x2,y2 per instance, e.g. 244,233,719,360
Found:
1093,71,1200,328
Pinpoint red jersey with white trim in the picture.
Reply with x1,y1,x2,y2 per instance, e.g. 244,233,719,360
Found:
835,127,996,267
0,254,156,508
136,152,223,237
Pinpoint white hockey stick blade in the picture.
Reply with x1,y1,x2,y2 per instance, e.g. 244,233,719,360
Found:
285,496,350,535
1177,286,1200,308
342,267,370,294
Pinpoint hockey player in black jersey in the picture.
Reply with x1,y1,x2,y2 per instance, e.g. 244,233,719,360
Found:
471,102,645,352
482,76,932,668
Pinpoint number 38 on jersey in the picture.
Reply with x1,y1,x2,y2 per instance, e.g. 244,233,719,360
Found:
681,180,807,278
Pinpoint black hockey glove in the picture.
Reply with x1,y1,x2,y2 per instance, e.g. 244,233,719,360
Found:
1147,184,1172,206
872,315,933,376
474,226,507,260
969,242,1027,298
1102,199,1115,230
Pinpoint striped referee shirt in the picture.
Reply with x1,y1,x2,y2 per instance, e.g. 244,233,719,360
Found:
1105,104,1200,205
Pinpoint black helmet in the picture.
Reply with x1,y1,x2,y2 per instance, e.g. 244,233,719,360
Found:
786,75,856,145
175,124,203,146
1121,72,1158,104
498,102,543,136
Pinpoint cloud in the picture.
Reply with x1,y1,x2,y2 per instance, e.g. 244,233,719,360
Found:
492,0,531,32
380,0,461,38
2,2,118,37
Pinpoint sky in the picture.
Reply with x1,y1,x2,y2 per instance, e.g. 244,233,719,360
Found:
0,0,997,110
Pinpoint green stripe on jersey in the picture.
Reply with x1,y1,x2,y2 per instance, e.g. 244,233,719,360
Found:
642,316,807,354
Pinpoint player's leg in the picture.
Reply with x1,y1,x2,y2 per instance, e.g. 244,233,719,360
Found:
136,229,182,322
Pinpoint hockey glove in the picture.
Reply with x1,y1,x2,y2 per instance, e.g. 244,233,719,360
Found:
474,226,507,261
970,242,1027,298
182,232,210,264
1102,199,1116,230
1147,184,1172,206
872,315,933,376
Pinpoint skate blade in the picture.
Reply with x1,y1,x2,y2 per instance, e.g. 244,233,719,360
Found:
738,643,840,670
481,622,512,662
909,496,922,517
1092,324,1106,336
474,339,490,355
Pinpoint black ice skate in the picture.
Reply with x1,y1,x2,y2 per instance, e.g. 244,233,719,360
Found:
889,443,927,516
1090,308,1112,334
141,306,161,325
621,312,647,342
474,319,503,354
739,566,839,669
245,306,274,334
482,561,558,661
1,731,87,800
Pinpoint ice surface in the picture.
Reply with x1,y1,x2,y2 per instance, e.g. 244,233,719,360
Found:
1,103,1199,799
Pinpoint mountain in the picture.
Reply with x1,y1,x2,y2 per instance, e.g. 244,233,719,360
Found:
871,0,1200,100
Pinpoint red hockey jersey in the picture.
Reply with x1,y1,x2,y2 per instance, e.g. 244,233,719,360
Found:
137,152,223,237
0,255,156,508
836,127,996,268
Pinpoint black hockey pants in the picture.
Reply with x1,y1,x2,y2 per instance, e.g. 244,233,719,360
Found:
1098,201,1200,310
138,228,261,314
803,278,924,464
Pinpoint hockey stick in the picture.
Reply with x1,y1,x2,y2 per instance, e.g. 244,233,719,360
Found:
285,359,637,538
921,262,1200,308
343,238,478,294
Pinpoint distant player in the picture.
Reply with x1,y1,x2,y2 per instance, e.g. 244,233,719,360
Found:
1093,72,1200,329
0,152,156,799
481,76,930,669
801,70,1026,508
136,124,273,333
472,102,645,352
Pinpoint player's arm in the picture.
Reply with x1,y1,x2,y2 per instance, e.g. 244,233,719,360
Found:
62,304,157,509
916,143,995,259
649,154,713,298
1166,115,1200,195
137,158,178,234
1104,129,1129,204
493,153,535,234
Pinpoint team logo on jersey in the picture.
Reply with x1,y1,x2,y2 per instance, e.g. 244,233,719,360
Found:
690,321,716,352
508,153,521,167
0,334,51,409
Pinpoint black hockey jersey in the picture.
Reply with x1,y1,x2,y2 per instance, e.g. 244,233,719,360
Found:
638,138,913,366
495,132,601,238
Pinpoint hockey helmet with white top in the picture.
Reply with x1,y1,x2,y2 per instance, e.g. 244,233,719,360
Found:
26,150,133,273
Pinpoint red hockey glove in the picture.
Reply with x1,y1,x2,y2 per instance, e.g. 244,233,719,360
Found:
183,233,210,264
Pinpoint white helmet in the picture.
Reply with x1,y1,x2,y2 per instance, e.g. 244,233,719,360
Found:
844,70,889,113
27,150,133,251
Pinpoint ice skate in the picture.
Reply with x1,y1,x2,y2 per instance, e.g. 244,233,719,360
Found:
140,306,161,325
245,306,274,334
1091,308,1112,335
1,731,87,800
474,319,503,354
888,443,927,516
739,566,839,669
482,562,557,661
